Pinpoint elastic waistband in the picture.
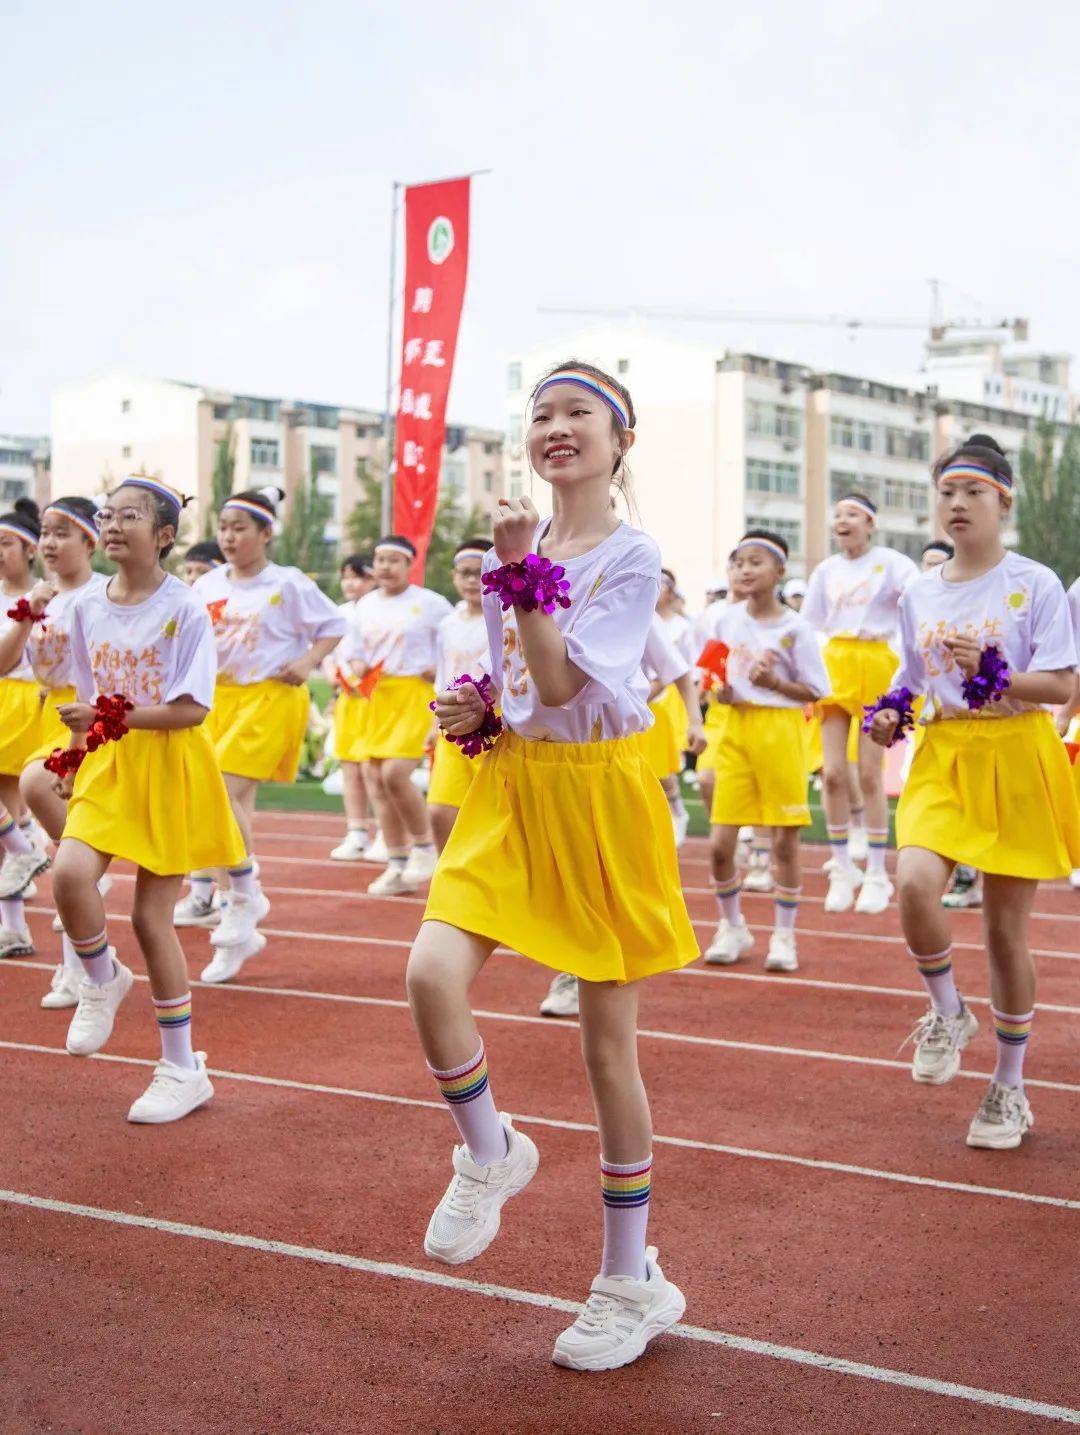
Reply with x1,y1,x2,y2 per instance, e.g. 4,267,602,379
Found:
924,710,1052,740
500,728,646,766
825,636,894,651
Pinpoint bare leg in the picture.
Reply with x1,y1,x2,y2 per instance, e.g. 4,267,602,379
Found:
133,870,189,1001
982,875,1037,1016
406,920,493,1068
819,710,853,856
52,838,111,944
223,772,258,858
20,761,67,844
341,761,370,826
429,803,459,854
383,758,433,846
365,761,405,852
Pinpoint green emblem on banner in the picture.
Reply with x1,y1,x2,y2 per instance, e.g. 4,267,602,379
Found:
427,216,454,265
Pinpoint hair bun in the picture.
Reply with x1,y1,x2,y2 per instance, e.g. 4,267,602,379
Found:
257,486,285,511
14,497,40,523
966,433,1005,456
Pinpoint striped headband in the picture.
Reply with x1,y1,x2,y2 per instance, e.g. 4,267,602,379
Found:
44,503,99,544
454,548,488,564
0,520,37,545
938,462,1013,498
735,536,787,565
835,496,877,521
120,475,185,518
533,370,632,429
222,497,275,525
375,540,415,559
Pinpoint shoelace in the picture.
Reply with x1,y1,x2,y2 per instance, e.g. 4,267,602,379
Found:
443,1172,485,1219
576,1292,626,1332
553,973,577,996
976,1085,1011,1124
898,1010,951,1057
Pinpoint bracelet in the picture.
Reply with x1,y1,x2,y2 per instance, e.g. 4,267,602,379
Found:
961,644,1011,711
85,693,134,751
482,554,571,615
430,673,503,758
7,598,46,629
861,686,916,745
45,747,85,778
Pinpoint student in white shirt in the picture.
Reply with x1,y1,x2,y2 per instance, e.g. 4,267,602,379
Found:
803,493,918,915
867,435,1079,1150
328,552,379,862
407,361,697,1371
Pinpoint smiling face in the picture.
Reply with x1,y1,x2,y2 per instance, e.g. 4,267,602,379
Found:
40,510,94,580
935,474,1007,547
526,382,633,487
832,500,875,553
731,544,784,599
98,485,171,565
218,507,271,567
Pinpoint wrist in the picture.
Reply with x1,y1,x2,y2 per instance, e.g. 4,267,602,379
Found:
483,554,571,615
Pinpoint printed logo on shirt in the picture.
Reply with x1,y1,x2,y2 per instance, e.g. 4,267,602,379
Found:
206,599,228,627
779,634,795,649
1005,589,1030,616
162,618,179,639
501,616,530,698
268,592,283,607
916,617,1004,676
90,641,165,705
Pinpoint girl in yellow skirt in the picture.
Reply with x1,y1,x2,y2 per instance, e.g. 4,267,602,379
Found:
348,536,452,895
328,552,378,862
803,493,918,915
692,554,752,820
0,498,106,981
407,361,698,1372
700,531,827,973
49,475,246,1124
427,539,493,853
867,435,1079,1150
1059,575,1080,888
184,487,345,977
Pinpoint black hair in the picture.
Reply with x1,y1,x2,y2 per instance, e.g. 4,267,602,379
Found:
111,479,189,558
921,539,954,561
660,566,676,585
932,432,1014,491
454,538,493,561
739,526,789,561
376,534,417,558
837,491,877,516
45,495,99,543
0,497,41,545
340,551,374,578
185,540,225,566
530,359,637,501
224,486,284,527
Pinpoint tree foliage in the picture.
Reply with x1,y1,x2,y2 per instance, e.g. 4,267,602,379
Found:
274,451,336,583
1015,421,1080,585
206,431,235,538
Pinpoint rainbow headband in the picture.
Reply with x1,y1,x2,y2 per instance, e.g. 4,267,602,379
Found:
835,496,877,521
222,497,274,525
0,520,36,545
735,536,787,565
44,503,99,544
120,475,184,519
454,548,488,564
533,371,631,429
939,462,1013,498
375,540,415,560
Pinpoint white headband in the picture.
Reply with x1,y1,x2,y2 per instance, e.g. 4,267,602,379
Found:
836,496,876,522
454,548,488,564
375,541,415,560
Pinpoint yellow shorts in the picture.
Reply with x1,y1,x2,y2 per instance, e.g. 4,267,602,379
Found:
696,702,728,773
0,678,43,776
427,730,478,809
642,690,682,780
365,674,435,761
424,730,700,984
821,638,898,720
897,711,1080,879
710,706,811,828
206,679,310,783
333,691,371,764
65,726,246,876
656,682,688,753
25,685,76,768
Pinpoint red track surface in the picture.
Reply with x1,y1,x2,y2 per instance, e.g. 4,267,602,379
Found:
2,813,1078,1434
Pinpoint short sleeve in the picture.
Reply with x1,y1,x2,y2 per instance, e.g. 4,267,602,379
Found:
69,600,95,703
1066,579,1080,659
563,567,660,708
284,571,347,643
643,615,690,686
791,619,828,698
802,564,828,631
163,601,218,707
1027,570,1078,674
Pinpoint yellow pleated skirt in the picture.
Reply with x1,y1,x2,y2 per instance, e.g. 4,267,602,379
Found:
333,691,371,764
205,679,310,783
0,678,43,776
64,726,246,876
25,685,76,767
821,638,898,720
897,711,1080,879
365,674,435,761
642,689,682,780
427,730,477,808
423,729,700,984
710,706,812,828
696,701,728,773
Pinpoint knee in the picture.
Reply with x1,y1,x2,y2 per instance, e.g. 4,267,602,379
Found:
773,830,798,863
822,766,848,800
896,871,933,925
405,934,459,1010
50,855,79,910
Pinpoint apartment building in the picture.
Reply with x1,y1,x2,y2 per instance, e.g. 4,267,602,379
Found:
0,434,50,511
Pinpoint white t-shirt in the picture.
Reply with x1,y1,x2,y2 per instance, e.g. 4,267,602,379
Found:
194,563,345,685
483,521,660,743
28,573,108,689
324,598,358,684
803,546,919,642
893,552,1077,722
659,611,696,668
643,613,690,689
1066,577,1080,659
348,585,454,677
435,608,492,693
70,573,219,709
699,601,828,709
0,589,37,682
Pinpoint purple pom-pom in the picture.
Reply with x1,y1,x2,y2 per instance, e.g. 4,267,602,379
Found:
429,673,503,758
482,554,572,615
961,644,1011,711
861,686,916,745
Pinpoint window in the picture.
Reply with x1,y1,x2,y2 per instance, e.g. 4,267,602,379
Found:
617,358,629,375
509,475,524,498
508,415,523,447
310,444,336,475
744,513,802,554
121,399,130,414
883,478,928,514
745,458,800,496
484,471,494,493
250,438,280,468
747,400,801,442
121,445,131,459
830,417,855,449
829,470,882,507
856,421,876,452
240,398,280,422
0,478,27,500
884,426,931,461
879,529,924,561
507,362,522,392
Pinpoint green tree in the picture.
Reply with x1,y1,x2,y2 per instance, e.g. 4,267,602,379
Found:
1015,420,1080,584
206,431,235,538
344,458,489,603
275,451,336,582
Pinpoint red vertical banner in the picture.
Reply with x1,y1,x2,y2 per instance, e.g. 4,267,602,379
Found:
392,177,471,579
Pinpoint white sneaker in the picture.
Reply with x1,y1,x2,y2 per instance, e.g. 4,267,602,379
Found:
0,847,50,899
423,1115,539,1265
765,930,798,972
65,955,132,1056
848,826,869,863
671,807,689,848
174,890,221,928
824,866,861,913
127,1051,214,1124
966,1082,1034,1150
330,830,369,861
551,1246,686,1371
402,845,439,885
210,889,270,948
854,871,893,915
367,865,417,897
1070,869,1080,890
902,1002,979,1085
0,927,33,958
41,964,81,1009
539,972,579,1017
200,931,267,984
703,918,754,965
364,832,389,864
742,860,774,893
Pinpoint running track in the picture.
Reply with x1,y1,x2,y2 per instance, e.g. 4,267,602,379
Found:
1,814,1078,1434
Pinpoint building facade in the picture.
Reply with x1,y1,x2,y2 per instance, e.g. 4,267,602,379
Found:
0,435,50,512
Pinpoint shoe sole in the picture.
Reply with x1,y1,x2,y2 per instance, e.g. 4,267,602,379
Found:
128,1083,214,1124
0,853,51,899
41,994,79,1009
551,1285,687,1371
764,957,798,972
911,1016,979,1085
966,1118,1033,1150
0,944,35,959
329,853,367,862
539,1004,579,1018
200,934,267,984
703,938,754,967
174,915,221,928
423,1141,540,1266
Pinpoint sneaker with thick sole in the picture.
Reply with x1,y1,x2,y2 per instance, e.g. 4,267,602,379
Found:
210,889,271,948
824,866,861,913
41,964,81,1009
902,1002,979,1085
703,918,754,965
854,871,893,915
0,927,34,959
367,866,418,897
764,930,798,972
65,955,132,1056
942,878,982,910
424,1115,539,1266
174,890,221,928
539,972,579,1017
0,848,50,899
364,832,389,865
330,830,370,861
966,1082,1034,1150
127,1051,214,1124
1070,868,1080,891
200,931,267,984
742,862,774,893
551,1246,686,1371
402,845,439,886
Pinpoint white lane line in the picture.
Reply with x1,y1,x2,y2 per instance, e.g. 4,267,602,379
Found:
3,1040,1077,1212
2,1187,1078,1423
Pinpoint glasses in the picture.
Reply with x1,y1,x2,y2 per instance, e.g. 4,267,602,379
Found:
97,507,150,528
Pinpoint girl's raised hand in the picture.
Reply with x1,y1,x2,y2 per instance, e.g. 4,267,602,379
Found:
28,580,57,616
493,496,539,565
868,708,899,747
432,682,486,737
943,635,982,678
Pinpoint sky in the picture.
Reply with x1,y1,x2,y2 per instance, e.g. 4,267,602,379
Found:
4,0,1080,436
